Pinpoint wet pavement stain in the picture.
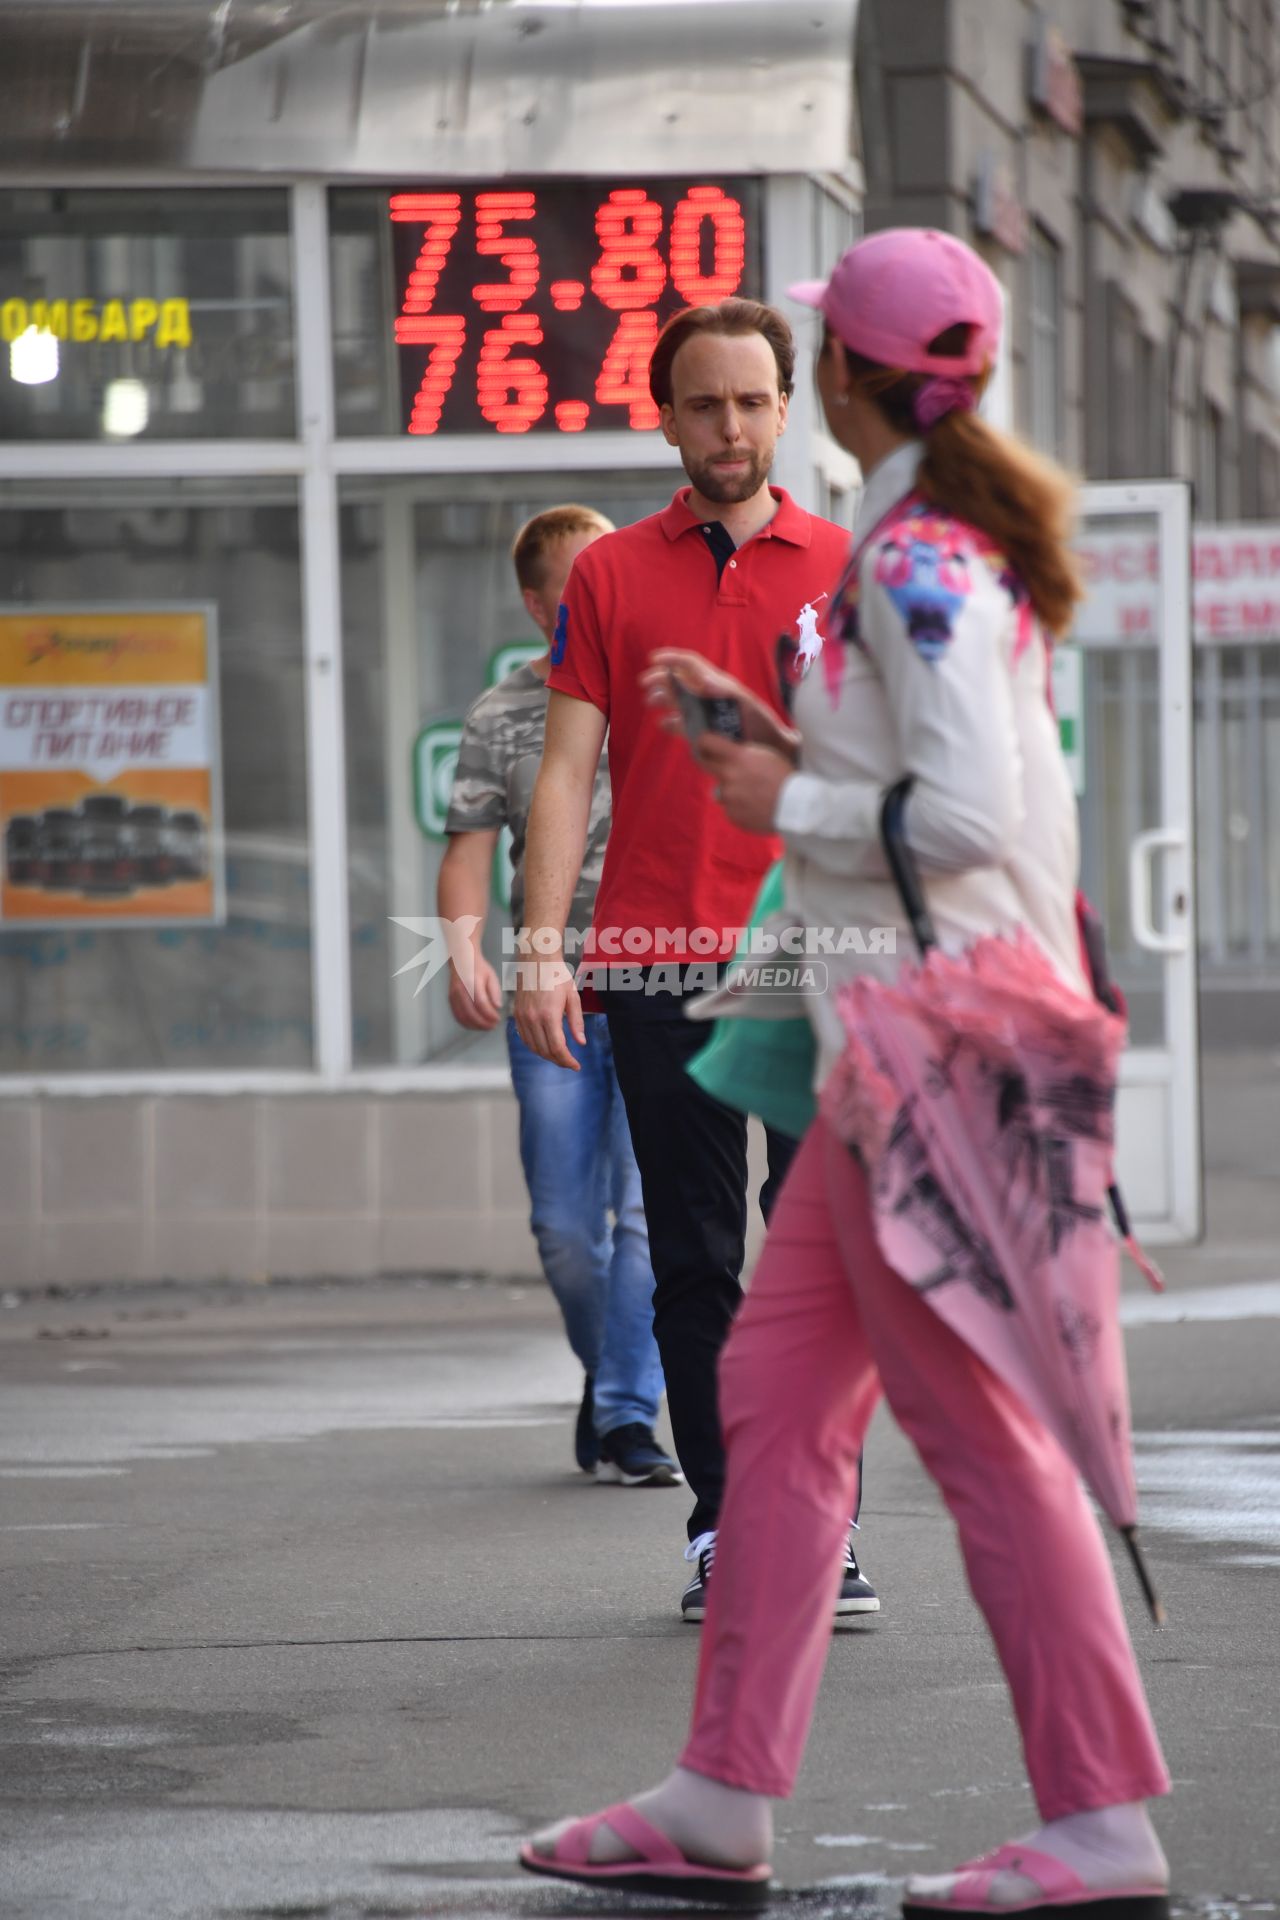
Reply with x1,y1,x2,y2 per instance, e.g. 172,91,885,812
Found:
0,1701,309,1804
1134,1429,1280,1562
210,1891,1280,1920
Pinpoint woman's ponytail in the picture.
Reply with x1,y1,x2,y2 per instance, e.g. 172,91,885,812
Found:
918,410,1084,638
844,334,1085,638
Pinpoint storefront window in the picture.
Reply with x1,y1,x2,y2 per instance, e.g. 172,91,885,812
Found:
330,180,764,439
0,189,294,441
341,471,676,1067
0,479,311,1071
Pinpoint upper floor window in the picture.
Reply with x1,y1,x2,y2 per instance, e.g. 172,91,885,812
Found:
1196,402,1225,520
1028,225,1063,457
1107,287,1141,478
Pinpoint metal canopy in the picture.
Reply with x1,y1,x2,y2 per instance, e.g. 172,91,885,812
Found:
0,0,860,179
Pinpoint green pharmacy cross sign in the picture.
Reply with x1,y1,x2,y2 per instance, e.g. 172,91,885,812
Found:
412,719,464,840
488,640,546,684
411,639,546,909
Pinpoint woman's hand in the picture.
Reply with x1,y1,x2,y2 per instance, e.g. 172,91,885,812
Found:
640,647,751,720
696,734,794,835
641,648,800,759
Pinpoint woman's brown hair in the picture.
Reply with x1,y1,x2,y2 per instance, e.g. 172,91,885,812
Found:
841,327,1084,637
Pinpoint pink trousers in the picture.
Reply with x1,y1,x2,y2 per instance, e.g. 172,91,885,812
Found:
680,1120,1169,1821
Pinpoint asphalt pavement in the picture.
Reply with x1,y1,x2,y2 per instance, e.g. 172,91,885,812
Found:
2,1190,1279,1920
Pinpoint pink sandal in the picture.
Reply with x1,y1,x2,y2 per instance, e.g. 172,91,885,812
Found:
902,1842,1170,1919
518,1799,773,1909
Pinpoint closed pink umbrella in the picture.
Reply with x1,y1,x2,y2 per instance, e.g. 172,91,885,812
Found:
820,782,1167,1622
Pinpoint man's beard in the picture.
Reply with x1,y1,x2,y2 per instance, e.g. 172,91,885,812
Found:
684,446,773,504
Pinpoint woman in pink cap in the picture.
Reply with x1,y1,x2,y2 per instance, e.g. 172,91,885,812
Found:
519,228,1171,1919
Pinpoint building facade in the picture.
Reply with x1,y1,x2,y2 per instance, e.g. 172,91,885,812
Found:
861,0,1280,1030
0,0,860,1286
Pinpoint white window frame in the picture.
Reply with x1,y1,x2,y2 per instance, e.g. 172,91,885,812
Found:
1077,480,1200,1244
0,174,849,1096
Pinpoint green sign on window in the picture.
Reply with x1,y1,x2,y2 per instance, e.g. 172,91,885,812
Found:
413,641,545,915
488,640,545,685
1050,643,1085,795
412,719,464,841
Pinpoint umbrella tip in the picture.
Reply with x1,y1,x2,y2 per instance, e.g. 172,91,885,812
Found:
1121,1526,1167,1628
1123,1235,1166,1294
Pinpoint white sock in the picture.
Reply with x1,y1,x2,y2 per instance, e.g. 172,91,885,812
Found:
531,1766,773,1870
906,1802,1168,1907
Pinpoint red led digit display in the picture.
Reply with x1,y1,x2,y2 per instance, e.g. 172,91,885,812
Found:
669,186,747,304
596,311,661,431
472,191,540,312
397,315,467,434
591,190,667,312
477,314,549,433
389,177,761,436
390,192,463,314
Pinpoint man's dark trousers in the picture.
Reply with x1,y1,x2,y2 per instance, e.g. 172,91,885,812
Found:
604,979,797,1542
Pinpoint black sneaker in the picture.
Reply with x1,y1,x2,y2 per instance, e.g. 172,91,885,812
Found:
680,1529,717,1621
574,1375,599,1474
596,1424,684,1488
835,1536,880,1618
681,1531,880,1625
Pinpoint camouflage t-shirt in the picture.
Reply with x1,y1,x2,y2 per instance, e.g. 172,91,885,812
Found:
444,662,611,943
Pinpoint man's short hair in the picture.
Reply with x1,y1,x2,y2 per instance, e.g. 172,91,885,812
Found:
511,504,614,591
648,299,797,409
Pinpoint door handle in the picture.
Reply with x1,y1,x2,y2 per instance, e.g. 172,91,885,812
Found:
1129,828,1188,955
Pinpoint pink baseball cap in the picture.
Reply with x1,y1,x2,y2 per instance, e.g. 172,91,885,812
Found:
789,227,1002,377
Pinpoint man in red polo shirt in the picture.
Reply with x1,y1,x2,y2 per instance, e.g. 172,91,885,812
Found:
515,299,879,1622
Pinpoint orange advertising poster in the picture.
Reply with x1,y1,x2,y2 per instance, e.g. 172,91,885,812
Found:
0,607,224,927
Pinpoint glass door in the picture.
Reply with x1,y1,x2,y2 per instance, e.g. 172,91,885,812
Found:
1072,482,1200,1242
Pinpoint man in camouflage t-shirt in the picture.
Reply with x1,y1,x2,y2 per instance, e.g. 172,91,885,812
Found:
439,505,677,1489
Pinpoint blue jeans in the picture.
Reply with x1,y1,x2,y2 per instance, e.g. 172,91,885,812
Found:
505,1014,663,1437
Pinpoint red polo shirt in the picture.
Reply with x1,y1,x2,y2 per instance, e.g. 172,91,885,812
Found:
547,486,850,961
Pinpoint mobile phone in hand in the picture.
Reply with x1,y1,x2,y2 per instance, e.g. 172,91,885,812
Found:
669,673,745,745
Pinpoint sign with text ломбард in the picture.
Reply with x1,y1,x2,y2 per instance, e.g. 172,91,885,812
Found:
0,606,225,928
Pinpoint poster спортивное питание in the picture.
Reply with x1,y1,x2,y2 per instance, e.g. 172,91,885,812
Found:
0,605,224,928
